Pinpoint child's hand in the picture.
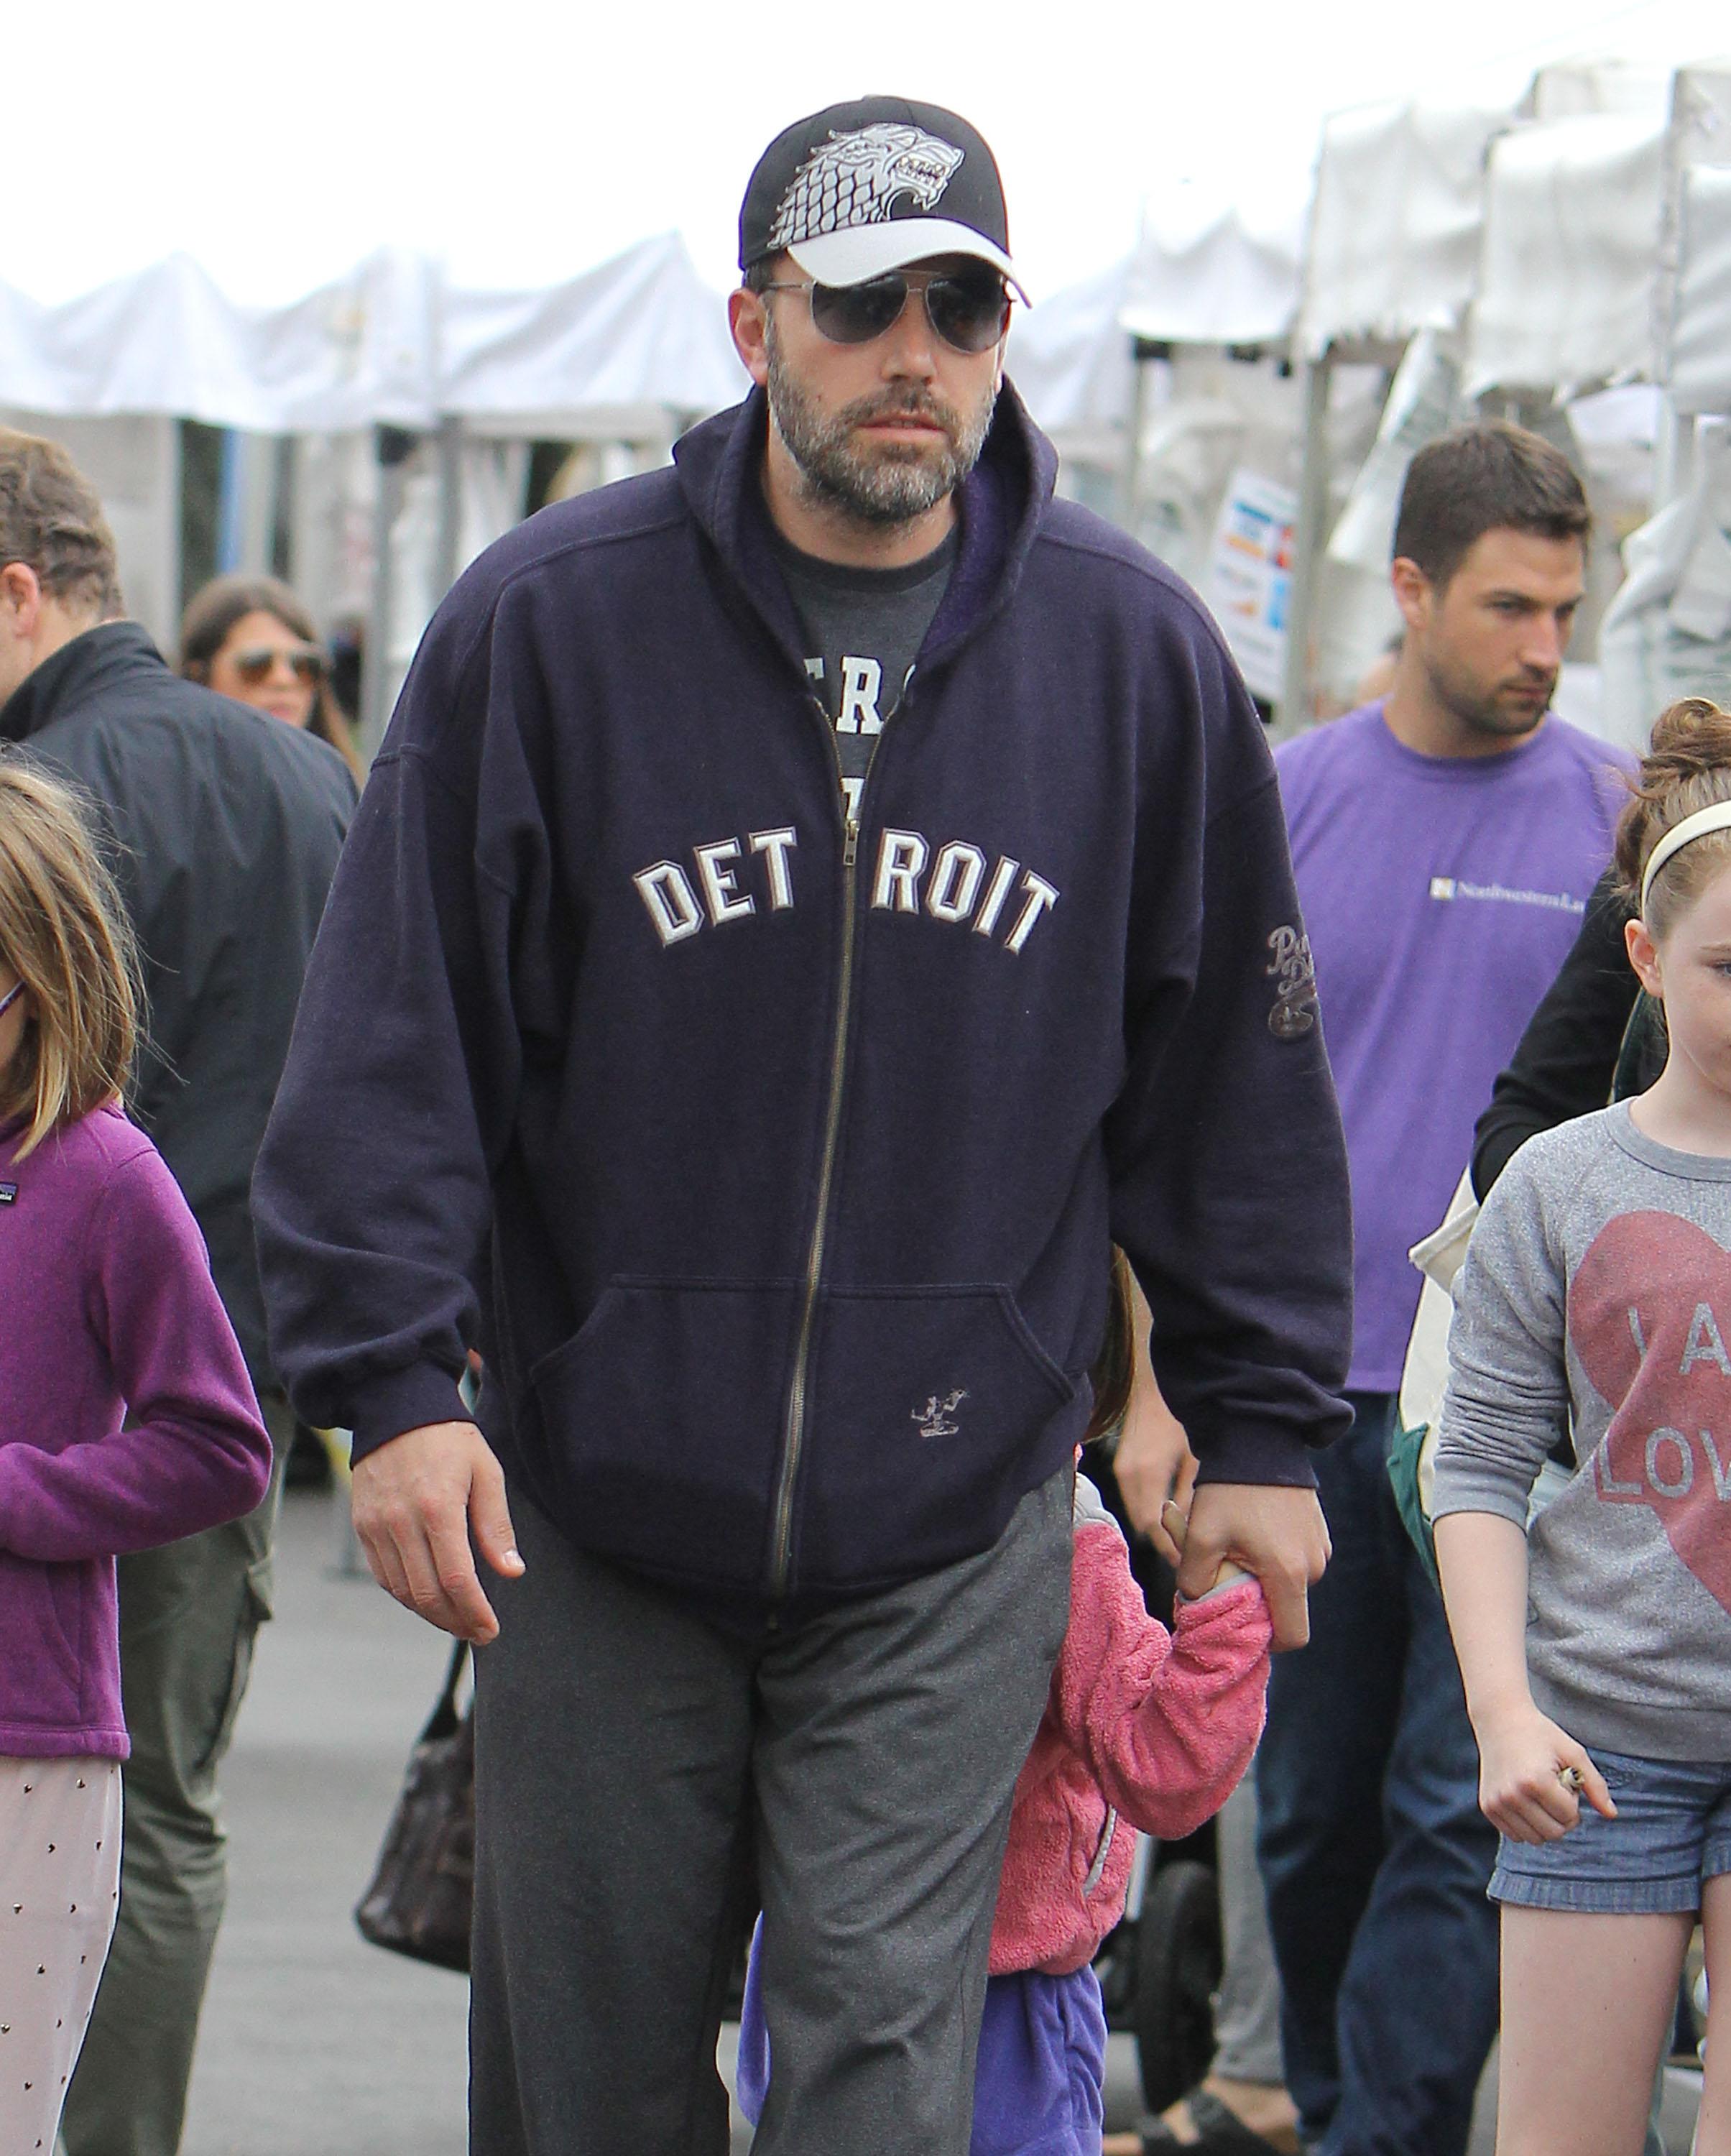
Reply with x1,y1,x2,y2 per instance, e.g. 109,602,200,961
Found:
1162,1501,1251,1598
1474,1705,1615,1842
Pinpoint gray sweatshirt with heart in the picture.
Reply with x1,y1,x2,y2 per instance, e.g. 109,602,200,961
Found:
1434,1102,1731,1762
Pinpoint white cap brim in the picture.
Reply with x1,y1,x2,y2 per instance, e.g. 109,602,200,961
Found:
787,220,1026,303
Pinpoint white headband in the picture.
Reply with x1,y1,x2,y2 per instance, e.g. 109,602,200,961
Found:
1640,801,1731,916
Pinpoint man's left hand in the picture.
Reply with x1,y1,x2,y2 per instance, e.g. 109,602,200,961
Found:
1175,1481,1330,1651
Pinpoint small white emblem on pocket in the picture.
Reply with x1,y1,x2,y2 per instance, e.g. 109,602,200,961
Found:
913,1389,969,1439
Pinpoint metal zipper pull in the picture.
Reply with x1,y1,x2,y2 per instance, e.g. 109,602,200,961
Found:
843,819,859,869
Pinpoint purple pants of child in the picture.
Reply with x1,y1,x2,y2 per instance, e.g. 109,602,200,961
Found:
737,1922,1107,2156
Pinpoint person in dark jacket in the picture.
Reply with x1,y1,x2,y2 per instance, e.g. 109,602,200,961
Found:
0,426,354,2156
1472,864,1662,1194
253,98,1352,2156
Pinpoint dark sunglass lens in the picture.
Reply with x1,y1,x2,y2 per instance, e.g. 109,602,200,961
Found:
927,275,1009,354
810,276,908,346
234,652,274,684
289,652,326,683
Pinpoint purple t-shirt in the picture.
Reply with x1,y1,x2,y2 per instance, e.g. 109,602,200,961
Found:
1276,704,1631,1393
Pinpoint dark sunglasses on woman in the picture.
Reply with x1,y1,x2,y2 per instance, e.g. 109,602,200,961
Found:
760,267,1012,356
231,644,326,688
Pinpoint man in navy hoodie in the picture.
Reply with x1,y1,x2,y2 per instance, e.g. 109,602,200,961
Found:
254,98,1352,2155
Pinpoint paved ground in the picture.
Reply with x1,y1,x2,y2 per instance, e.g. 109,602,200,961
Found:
177,1487,1703,2154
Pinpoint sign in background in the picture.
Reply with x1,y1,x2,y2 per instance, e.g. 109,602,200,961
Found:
1204,468,1298,702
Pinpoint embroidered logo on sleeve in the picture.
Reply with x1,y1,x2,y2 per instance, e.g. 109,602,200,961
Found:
1569,1212,1731,1616
1265,924,1319,1040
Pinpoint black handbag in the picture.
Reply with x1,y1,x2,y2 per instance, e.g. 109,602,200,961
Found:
355,1639,475,1972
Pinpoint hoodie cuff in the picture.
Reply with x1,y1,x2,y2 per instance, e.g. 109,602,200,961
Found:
1191,1419,1321,1490
347,1363,472,1466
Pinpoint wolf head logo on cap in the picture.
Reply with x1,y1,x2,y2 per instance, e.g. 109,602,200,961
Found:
768,124,965,250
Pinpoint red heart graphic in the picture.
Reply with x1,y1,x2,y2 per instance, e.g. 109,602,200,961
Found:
1569,1210,1731,1616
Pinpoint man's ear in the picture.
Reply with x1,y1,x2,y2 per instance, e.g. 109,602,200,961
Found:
0,560,44,637
1390,556,1431,637
729,287,772,389
1626,913,1665,1000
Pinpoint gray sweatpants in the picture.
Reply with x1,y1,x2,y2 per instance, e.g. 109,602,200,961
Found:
1208,1772,1285,2086
470,1470,1072,2156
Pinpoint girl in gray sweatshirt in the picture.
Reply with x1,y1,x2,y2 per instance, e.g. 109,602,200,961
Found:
1434,694,1731,2156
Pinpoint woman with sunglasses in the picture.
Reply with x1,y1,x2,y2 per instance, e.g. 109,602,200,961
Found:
179,574,363,784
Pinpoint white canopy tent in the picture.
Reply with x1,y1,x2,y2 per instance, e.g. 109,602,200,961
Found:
1670,163,1731,415
1121,207,1301,349
0,236,750,735
1296,98,1510,364
0,249,438,433
1462,111,1669,402
440,234,745,442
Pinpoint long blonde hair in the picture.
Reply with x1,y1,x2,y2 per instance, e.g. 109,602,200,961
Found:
0,756,140,1158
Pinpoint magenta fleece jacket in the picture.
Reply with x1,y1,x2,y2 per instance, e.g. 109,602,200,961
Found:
0,1104,272,1759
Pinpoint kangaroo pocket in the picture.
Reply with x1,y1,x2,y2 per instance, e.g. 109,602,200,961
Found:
529,1279,796,1590
795,1286,1087,1590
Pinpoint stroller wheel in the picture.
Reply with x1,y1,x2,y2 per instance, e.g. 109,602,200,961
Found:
1134,1857,1222,2115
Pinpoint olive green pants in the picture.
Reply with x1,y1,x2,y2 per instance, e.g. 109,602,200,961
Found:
59,1395,291,2156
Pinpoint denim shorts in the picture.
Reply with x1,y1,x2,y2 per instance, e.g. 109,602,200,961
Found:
1490,1746,1731,1915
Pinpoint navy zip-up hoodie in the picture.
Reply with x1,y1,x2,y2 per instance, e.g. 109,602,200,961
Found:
254,384,1352,1619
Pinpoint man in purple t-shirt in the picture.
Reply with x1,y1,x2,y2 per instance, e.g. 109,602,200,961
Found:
1258,423,1630,2156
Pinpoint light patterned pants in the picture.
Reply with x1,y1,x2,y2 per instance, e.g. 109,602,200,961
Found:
0,1759,121,2155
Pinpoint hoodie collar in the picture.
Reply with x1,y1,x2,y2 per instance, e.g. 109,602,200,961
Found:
0,620,168,744
673,381,1058,680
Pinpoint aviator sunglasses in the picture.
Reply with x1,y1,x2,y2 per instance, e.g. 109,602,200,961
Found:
760,267,1012,356
230,643,327,688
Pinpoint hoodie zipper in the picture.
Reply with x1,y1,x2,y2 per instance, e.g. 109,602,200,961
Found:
767,670,912,1606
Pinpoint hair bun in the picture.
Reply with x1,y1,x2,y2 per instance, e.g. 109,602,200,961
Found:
1615,696,1731,917
1646,696,1731,780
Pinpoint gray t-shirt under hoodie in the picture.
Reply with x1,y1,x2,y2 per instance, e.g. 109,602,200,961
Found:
1434,1102,1731,1761
774,528,956,827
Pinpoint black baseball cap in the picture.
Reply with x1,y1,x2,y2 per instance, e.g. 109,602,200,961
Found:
739,96,1025,300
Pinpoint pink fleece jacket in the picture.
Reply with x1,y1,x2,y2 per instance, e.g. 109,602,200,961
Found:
989,1475,1272,1976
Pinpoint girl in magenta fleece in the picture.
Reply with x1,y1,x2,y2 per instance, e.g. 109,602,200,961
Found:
0,759,272,2155
738,1263,1272,2155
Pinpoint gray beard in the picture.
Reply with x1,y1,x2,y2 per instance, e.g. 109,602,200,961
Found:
764,315,995,529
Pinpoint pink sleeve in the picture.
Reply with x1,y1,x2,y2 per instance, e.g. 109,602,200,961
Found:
1056,1524,1272,1841
0,1148,272,1563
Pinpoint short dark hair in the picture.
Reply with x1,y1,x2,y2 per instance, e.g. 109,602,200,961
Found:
742,255,781,294
0,428,124,618
1393,421,1590,589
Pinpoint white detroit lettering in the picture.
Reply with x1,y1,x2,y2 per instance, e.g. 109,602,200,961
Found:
633,829,797,948
872,828,1059,952
631,821,1060,954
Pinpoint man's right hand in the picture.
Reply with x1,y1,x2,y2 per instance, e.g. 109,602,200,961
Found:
351,1420,524,1644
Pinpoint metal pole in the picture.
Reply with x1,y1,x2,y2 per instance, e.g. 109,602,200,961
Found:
1120,338,1168,538
434,414,464,601
359,425,418,761
1274,351,1334,740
